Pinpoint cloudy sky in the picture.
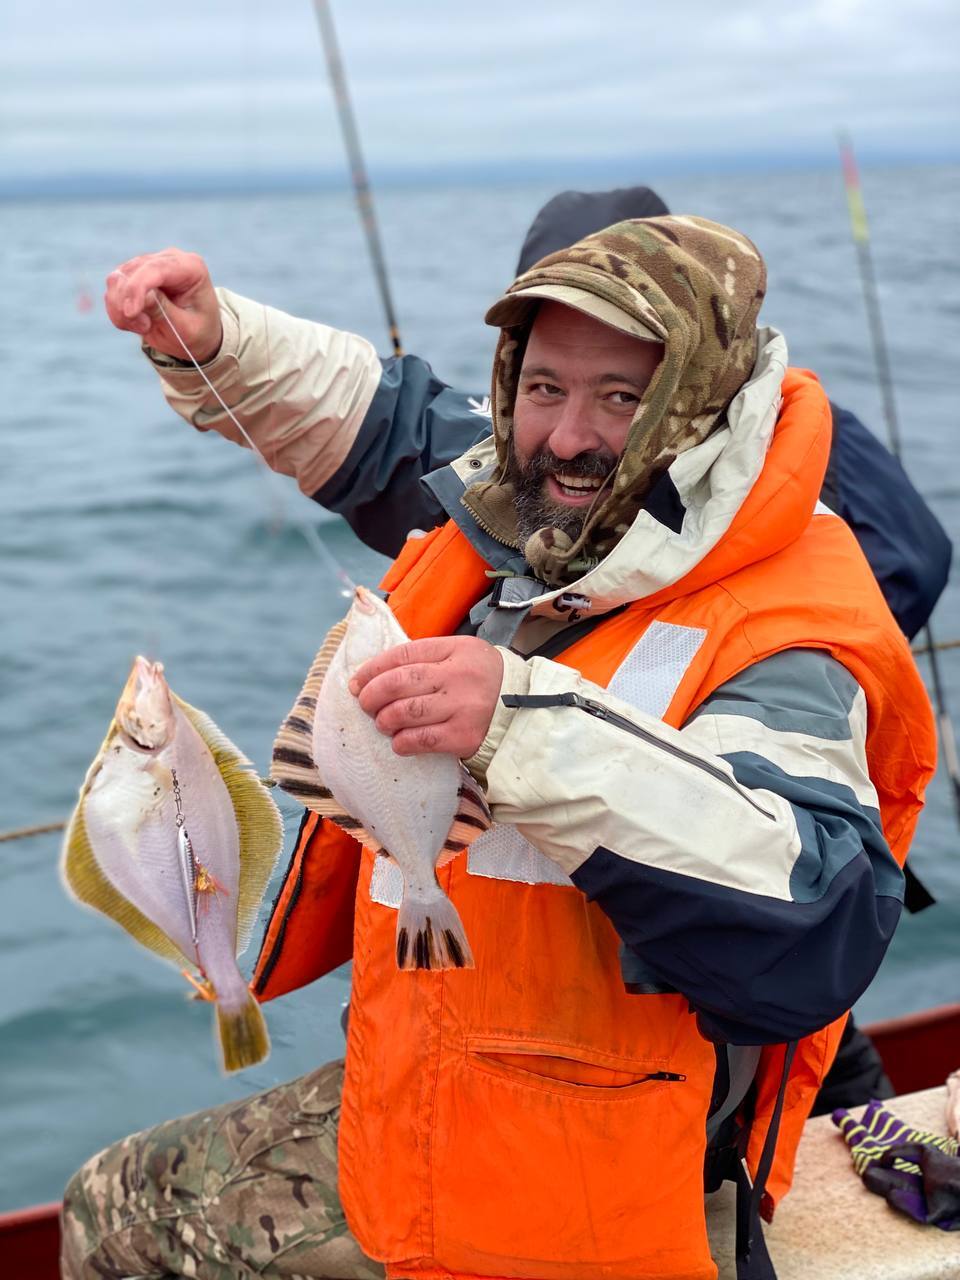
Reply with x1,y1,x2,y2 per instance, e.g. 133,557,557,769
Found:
2,0,957,186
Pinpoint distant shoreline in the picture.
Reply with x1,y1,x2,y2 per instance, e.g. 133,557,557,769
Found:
3,153,957,202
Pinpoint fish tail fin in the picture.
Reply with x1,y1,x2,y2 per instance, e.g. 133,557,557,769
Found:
396,890,474,971
216,992,270,1072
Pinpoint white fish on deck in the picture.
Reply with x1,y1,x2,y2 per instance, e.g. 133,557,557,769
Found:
271,587,490,971
62,657,284,1071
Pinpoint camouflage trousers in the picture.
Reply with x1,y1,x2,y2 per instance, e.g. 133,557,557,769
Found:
61,1059,384,1279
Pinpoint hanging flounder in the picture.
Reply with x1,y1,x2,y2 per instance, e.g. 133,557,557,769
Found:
62,657,283,1071
272,587,490,971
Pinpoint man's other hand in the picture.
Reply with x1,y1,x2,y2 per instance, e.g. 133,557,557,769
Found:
349,637,504,759
104,249,223,364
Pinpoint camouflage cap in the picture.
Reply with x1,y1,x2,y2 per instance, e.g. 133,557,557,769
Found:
485,282,666,344
462,214,767,585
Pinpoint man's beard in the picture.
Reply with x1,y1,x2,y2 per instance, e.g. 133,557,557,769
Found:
506,440,616,550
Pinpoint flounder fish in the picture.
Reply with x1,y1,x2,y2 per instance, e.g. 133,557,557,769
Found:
62,657,283,1071
272,587,490,971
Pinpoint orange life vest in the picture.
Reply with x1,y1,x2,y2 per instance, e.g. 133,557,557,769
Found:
253,368,934,1280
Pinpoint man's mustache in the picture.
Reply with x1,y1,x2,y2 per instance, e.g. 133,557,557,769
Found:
515,447,617,483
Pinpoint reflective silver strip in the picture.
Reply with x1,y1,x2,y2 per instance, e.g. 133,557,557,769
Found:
607,620,707,719
370,855,404,908
467,620,709,890
467,823,574,886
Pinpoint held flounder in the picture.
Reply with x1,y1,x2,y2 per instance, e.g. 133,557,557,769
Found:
62,657,284,1071
271,587,490,971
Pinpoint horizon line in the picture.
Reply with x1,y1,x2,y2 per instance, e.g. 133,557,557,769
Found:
2,149,957,202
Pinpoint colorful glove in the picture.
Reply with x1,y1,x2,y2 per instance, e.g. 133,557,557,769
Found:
861,1142,960,1230
833,1098,960,1231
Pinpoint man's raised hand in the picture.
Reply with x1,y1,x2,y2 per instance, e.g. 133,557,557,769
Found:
349,636,504,759
104,248,223,364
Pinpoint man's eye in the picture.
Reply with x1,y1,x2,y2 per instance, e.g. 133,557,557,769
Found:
527,382,564,398
607,390,640,406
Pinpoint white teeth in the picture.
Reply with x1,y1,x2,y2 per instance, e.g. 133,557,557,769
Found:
554,474,603,491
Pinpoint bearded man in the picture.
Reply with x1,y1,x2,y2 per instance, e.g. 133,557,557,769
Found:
64,216,934,1280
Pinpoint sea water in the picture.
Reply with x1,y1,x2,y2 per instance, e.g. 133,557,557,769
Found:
2,165,958,1210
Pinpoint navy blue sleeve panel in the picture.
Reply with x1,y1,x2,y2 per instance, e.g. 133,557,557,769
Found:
571,751,903,1046
831,403,952,639
310,354,491,558
574,849,901,1046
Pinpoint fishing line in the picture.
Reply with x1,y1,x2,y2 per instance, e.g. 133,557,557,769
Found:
150,291,356,598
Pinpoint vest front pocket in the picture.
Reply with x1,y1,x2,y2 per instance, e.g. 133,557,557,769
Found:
464,1034,684,1097
428,1035,716,1280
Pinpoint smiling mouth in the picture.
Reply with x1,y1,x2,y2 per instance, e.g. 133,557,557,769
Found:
549,473,607,501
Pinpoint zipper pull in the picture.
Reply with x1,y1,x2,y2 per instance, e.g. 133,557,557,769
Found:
644,1071,686,1082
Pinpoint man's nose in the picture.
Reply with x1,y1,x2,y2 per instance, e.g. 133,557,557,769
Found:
546,395,604,460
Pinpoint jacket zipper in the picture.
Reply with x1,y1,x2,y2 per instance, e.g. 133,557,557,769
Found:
459,500,523,550
501,690,777,822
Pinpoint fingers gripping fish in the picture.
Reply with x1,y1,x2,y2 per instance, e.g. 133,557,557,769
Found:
272,587,490,971
62,657,284,1071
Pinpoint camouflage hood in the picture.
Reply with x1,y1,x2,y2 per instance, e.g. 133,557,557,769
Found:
461,215,767,585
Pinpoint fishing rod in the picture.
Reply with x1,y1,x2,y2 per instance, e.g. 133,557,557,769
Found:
312,0,404,358
838,132,960,826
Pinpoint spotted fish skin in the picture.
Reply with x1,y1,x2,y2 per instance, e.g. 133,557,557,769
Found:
272,588,488,970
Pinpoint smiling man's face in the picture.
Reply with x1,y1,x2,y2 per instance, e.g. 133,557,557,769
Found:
509,301,662,546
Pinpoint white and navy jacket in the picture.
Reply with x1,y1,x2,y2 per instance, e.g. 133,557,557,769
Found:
148,289,908,1047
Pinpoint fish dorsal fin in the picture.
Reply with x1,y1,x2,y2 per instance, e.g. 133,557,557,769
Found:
271,616,384,852
173,694,284,956
436,767,493,866
271,616,346,807
61,772,190,968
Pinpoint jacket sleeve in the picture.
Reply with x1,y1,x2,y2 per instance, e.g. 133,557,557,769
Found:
146,287,490,558
469,647,904,1046
147,287,382,497
311,353,493,556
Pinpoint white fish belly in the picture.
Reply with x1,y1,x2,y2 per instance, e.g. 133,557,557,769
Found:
83,708,242,964
84,748,198,959
314,644,460,873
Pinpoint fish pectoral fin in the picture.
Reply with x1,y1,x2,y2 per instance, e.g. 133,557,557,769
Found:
181,968,217,1002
